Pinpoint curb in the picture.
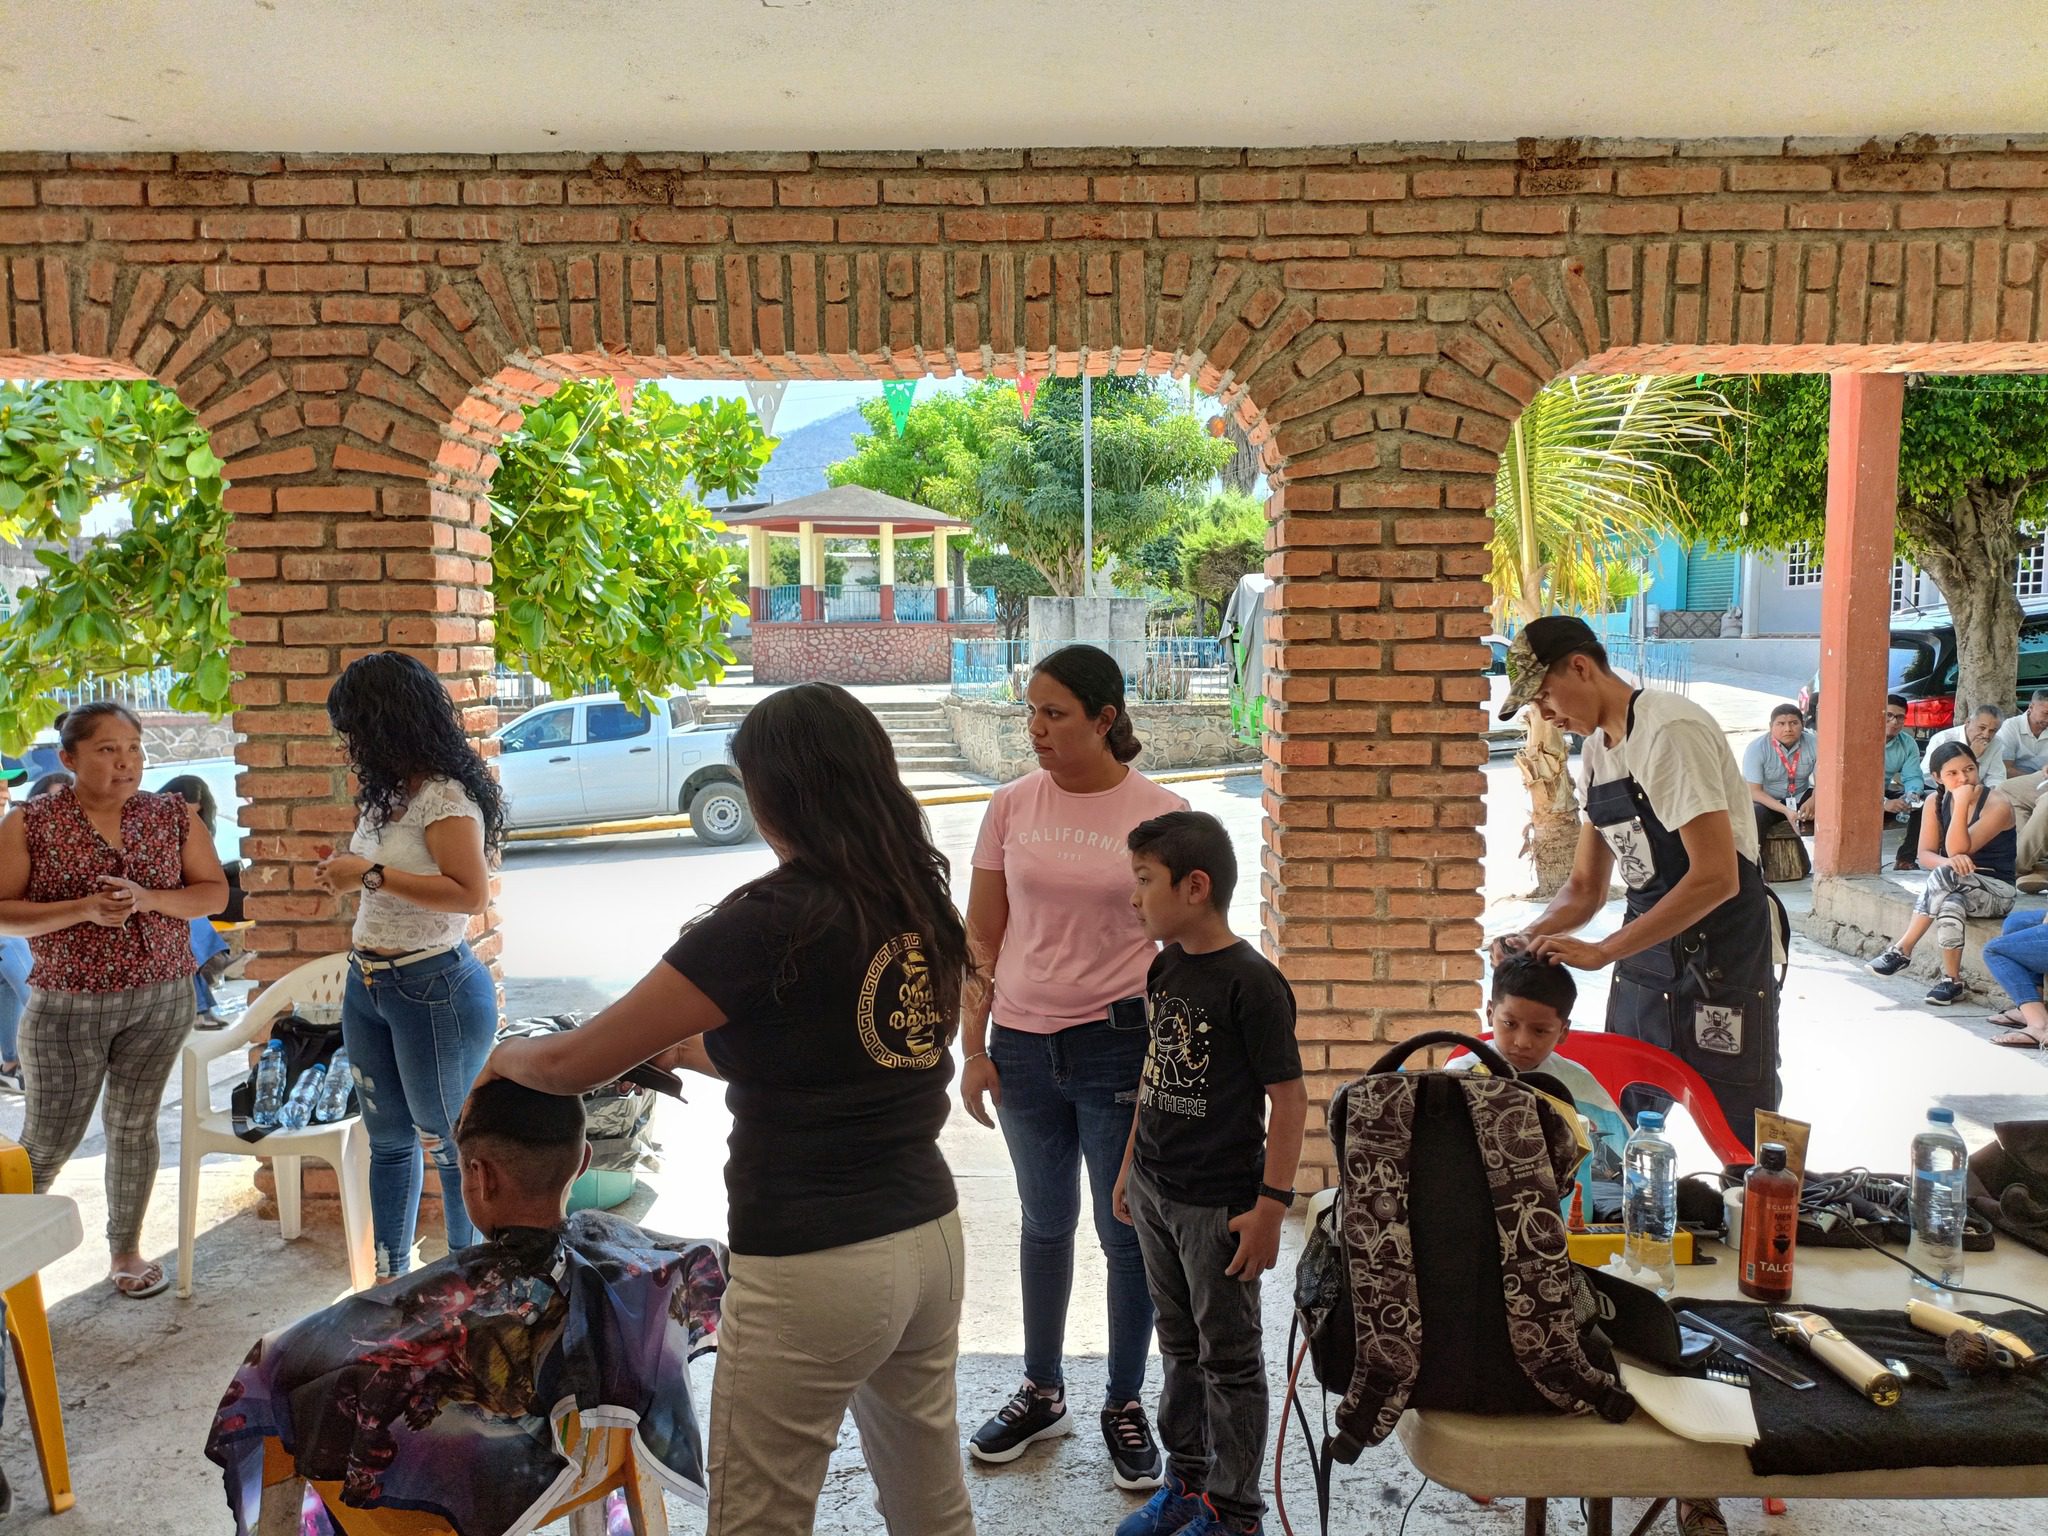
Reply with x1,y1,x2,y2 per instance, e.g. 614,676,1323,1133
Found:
502,763,1264,843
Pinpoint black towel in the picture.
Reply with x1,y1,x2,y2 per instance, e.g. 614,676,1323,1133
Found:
1675,1298,2048,1476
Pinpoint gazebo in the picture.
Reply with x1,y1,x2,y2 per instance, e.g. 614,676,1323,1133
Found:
724,484,997,684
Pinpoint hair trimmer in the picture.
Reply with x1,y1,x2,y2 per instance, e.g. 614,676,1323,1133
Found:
1769,1309,1902,1407
1907,1298,2041,1374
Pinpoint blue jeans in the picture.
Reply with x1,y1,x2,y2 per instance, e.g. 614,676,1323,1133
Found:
0,935,30,1064
991,1017,1154,1406
1983,909,2048,1011
340,943,497,1277
189,917,228,1015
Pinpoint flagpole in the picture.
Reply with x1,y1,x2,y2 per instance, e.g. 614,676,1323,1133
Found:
1081,371,1094,600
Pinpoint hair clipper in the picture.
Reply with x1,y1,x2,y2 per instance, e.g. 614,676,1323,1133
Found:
1907,1298,2042,1374
1769,1308,1902,1407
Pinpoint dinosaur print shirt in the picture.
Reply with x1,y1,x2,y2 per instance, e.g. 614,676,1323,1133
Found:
1134,939,1301,1211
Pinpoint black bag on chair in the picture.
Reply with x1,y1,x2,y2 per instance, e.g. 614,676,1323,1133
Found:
229,1008,357,1141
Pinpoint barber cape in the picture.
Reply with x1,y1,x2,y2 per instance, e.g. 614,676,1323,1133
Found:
1316,1032,1634,1458
206,1210,727,1536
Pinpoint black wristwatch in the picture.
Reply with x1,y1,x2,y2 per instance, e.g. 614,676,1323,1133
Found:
360,863,386,892
1258,1183,1296,1206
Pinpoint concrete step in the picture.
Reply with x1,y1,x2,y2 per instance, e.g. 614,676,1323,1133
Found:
900,768,994,792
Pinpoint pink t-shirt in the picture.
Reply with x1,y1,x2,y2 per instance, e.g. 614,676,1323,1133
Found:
972,767,1189,1034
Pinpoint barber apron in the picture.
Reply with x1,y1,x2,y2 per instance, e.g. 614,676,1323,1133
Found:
1585,759,1784,1154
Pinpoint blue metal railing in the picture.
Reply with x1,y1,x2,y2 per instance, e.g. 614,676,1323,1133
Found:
951,637,1229,700
823,584,882,622
751,584,802,622
895,586,937,622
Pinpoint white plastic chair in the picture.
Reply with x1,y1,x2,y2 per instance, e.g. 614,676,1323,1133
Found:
177,952,374,1297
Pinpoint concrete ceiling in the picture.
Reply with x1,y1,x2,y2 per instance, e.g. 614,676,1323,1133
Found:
5,0,2048,153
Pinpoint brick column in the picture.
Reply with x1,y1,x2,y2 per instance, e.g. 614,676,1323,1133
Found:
226,453,499,986
1813,372,1904,880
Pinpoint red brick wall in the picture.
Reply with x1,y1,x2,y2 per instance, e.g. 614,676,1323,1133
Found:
6,138,2048,1181
753,620,996,685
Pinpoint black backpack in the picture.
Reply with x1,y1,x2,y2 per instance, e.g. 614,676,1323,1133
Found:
1287,1032,1635,1524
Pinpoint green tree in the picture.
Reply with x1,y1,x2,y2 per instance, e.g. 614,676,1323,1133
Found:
826,384,1013,519
1492,375,1739,895
830,378,1233,597
967,551,1050,640
490,380,771,703
977,377,1235,594
1177,490,1268,629
1675,374,2048,719
0,377,771,750
767,540,846,588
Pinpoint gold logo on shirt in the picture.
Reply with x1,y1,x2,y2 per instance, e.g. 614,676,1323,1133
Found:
858,933,946,1070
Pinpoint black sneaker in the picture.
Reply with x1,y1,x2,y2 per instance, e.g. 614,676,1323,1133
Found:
969,1381,1072,1464
1926,977,1967,1006
1103,1400,1166,1491
1869,947,1910,976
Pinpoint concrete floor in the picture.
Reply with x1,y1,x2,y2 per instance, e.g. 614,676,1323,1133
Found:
6,751,2048,1534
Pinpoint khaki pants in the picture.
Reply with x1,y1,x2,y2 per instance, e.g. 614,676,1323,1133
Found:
708,1210,976,1536
2001,769,2048,874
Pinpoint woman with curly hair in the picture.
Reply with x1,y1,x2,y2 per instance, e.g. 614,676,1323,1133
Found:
315,652,505,1279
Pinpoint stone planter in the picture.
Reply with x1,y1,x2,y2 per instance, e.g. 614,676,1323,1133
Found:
944,696,1259,782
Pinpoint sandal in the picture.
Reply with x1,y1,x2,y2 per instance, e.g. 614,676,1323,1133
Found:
111,1261,169,1299
1674,1500,1729,1536
1991,1029,2048,1051
1987,1008,2032,1028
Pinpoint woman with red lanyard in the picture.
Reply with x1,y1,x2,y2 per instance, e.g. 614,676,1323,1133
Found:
0,702,227,1298
959,644,1188,1491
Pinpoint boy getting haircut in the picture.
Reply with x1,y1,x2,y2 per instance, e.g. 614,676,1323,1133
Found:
455,1078,589,1195
1490,953,1577,1019
1127,809,1237,912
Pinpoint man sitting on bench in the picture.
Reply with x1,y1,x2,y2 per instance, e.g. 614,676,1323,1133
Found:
206,1079,725,1535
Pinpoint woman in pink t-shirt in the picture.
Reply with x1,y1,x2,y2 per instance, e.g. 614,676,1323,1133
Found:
959,644,1187,1489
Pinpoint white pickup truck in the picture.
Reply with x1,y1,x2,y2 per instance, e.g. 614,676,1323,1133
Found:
491,692,754,844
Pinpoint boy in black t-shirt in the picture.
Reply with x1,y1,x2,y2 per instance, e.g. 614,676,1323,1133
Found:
1112,811,1304,1536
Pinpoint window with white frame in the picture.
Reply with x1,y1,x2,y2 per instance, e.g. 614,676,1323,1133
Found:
2017,535,2048,599
1892,557,1915,611
1783,546,1823,588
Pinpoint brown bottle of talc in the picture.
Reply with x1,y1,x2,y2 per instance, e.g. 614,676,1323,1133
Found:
1739,1142,1800,1302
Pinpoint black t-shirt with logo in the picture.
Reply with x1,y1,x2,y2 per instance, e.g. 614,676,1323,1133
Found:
1134,939,1302,1211
663,874,958,1257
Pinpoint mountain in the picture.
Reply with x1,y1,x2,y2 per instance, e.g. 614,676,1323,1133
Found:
707,403,873,507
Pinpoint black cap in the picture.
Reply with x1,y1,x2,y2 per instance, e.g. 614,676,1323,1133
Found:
1497,614,1605,721
1758,1142,1788,1172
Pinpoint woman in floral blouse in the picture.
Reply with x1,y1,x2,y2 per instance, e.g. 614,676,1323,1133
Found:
0,702,227,1298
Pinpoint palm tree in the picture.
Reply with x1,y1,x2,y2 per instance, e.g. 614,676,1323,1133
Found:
1492,375,1740,896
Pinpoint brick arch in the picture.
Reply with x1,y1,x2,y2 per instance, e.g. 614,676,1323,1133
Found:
11,143,2048,1179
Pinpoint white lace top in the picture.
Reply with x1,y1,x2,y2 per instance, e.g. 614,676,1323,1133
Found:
348,777,484,953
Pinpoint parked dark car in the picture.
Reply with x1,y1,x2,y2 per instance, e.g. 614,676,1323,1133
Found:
1799,598,2048,735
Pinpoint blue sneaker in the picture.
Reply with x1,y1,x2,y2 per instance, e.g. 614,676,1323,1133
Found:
1115,1476,1207,1536
1182,1511,1263,1536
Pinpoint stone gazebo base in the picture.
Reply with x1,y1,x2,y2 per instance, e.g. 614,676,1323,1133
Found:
753,620,995,685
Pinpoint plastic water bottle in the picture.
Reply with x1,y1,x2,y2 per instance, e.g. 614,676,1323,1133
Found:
313,1048,354,1123
1908,1106,1969,1305
251,1041,288,1128
277,1064,327,1132
1622,1110,1679,1294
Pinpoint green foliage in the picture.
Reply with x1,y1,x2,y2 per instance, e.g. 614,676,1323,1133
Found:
1177,491,1268,611
1673,374,2048,714
977,377,1236,595
830,377,1233,596
826,384,1014,520
0,380,232,749
766,539,847,588
0,376,770,752
1673,375,2048,556
489,380,771,706
967,551,1050,639
1491,374,1738,627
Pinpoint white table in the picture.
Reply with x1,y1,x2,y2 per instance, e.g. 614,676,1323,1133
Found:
1,1191,83,1515
1396,1240,2048,1535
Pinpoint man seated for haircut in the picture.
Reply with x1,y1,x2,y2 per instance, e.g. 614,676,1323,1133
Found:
207,1080,726,1536
1743,704,1818,844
